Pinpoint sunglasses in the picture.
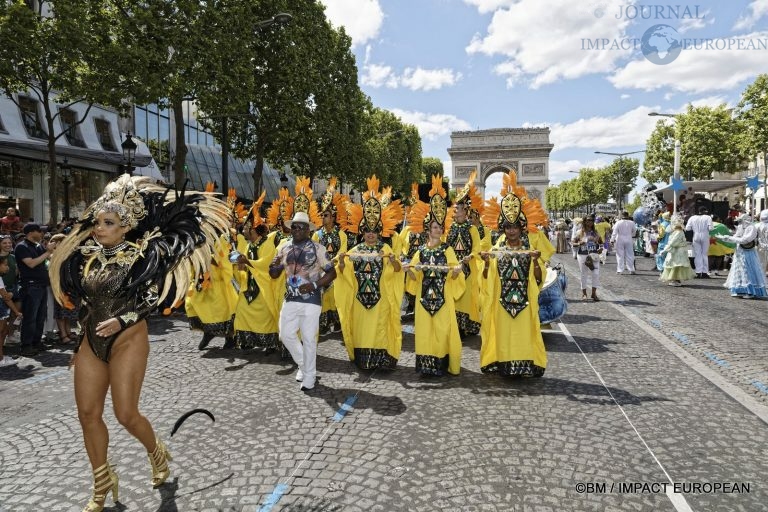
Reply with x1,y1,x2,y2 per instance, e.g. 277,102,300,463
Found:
290,224,308,231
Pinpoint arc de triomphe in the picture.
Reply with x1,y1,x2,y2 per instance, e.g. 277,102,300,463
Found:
448,128,553,208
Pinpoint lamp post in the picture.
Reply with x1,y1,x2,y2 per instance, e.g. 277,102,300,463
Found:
594,150,645,214
121,132,137,176
59,157,72,220
648,112,683,216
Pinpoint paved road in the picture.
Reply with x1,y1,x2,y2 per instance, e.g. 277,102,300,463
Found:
1,252,767,511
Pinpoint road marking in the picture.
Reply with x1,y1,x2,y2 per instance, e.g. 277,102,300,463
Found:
21,369,69,385
558,322,693,512
258,483,289,512
332,395,358,422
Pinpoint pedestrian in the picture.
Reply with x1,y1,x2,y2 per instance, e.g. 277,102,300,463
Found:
611,211,637,274
572,215,603,301
479,170,547,378
48,174,230,511
0,234,19,315
659,214,696,286
270,207,336,391
336,175,404,371
0,207,24,236
403,176,465,376
0,254,23,367
685,206,714,278
716,213,767,299
14,223,56,356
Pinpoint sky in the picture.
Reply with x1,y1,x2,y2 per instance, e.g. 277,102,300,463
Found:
320,0,768,199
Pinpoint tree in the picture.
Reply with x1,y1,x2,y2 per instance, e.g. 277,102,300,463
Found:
643,104,743,184
0,0,137,223
736,74,768,178
421,157,444,182
604,157,640,212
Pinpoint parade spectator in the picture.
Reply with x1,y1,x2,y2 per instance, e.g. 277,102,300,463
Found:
14,223,55,357
659,215,696,286
0,234,19,306
611,211,637,274
0,255,23,367
48,233,79,345
686,207,714,278
572,215,603,301
49,174,230,510
270,211,336,391
0,207,24,236
717,213,767,299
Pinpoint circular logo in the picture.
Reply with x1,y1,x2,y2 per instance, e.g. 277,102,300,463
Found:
641,24,682,65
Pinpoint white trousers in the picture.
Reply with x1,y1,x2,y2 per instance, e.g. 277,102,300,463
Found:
691,236,709,274
615,238,635,272
577,254,601,289
279,301,321,388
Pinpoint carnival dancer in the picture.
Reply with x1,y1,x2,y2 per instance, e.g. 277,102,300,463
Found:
265,186,296,336
572,215,603,301
312,178,348,335
655,212,671,271
446,171,483,338
479,171,546,377
49,175,230,511
335,175,404,370
708,216,735,276
659,214,696,287
403,176,465,376
232,192,281,352
399,183,430,318
269,178,330,390
685,207,714,278
594,215,612,263
716,213,768,299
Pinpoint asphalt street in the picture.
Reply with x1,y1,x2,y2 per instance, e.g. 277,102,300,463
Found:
1,252,767,511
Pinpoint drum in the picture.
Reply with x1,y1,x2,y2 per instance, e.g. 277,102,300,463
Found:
538,265,568,324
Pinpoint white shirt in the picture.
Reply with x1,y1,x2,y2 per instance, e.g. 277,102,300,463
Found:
613,219,636,240
685,214,713,240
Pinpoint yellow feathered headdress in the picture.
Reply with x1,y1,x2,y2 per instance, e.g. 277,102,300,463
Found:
266,187,294,229
407,174,447,234
248,190,267,228
482,170,548,233
292,176,322,228
453,170,484,215
319,177,349,227
346,175,403,237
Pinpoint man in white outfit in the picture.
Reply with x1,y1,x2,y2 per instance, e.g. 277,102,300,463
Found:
612,211,637,274
685,206,713,278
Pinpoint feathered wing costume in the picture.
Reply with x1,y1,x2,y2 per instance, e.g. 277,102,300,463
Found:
50,175,231,361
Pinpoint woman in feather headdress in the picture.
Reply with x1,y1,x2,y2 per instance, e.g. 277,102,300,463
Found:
446,170,483,338
479,171,547,377
403,175,465,376
312,177,349,335
185,185,239,350
399,183,430,317
49,175,230,511
335,175,404,370
232,191,282,352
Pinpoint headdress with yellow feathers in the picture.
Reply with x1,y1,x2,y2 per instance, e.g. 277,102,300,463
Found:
407,175,448,234
346,175,403,237
291,176,322,228
318,177,348,227
453,170,484,217
266,187,294,229
482,170,548,232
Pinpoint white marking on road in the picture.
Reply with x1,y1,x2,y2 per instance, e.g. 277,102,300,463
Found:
558,322,693,512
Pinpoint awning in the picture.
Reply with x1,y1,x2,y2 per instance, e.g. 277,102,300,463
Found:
654,179,744,201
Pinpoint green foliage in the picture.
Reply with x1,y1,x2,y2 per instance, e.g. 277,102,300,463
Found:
421,157,444,182
643,104,743,184
736,74,768,158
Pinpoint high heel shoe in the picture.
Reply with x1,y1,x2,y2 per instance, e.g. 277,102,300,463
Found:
82,461,119,512
148,436,172,487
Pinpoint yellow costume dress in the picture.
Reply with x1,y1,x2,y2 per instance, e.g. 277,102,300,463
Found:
186,235,238,336
335,241,404,369
446,221,482,335
406,244,465,375
233,232,280,349
312,225,347,332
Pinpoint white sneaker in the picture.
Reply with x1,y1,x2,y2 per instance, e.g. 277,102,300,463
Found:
295,369,304,382
0,356,17,367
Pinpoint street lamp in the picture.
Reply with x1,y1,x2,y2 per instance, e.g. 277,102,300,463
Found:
594,150,645,213
255,12,292,30
59,158,72,220
121,132,137,175
648,112,682,215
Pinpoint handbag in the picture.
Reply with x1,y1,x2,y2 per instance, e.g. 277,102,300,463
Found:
584,254,595,270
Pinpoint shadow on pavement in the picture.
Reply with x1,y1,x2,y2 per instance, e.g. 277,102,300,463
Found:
544,333,620,354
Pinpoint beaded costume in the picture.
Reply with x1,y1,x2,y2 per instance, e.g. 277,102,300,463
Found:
50,175,230,362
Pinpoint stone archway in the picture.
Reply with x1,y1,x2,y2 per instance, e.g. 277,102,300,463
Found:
448,128,553,209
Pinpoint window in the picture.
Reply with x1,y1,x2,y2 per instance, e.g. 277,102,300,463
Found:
59,108,85,147
0,114,6,133
94,118,116,151
19,97,46,139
